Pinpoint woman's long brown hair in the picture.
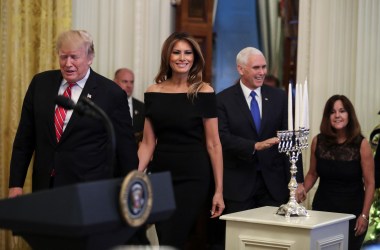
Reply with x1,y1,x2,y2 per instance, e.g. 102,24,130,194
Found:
320,94,362,145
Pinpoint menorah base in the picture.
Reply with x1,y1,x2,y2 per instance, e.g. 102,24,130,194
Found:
276,201,309,218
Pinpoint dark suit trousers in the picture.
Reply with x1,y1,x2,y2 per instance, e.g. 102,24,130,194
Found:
225,171,282,214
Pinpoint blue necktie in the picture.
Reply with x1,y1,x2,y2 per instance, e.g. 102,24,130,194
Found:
250,91,261,133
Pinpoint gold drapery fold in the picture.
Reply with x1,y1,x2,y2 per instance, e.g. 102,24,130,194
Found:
0,1,71,249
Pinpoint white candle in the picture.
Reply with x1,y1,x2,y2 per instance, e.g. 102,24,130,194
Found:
299,83,303,129
288,83,293,130
303,79,309,129
295,83,300,130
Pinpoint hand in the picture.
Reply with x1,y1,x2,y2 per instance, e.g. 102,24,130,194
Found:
255,137,280,151
8,187,23,198
295,183,307,203
354,215,369,236
210,192,225,218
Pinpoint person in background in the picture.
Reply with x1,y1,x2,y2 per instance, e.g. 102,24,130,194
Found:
137,31,224,249
8,30,138,196
114,68,145,143
263,74,280,88
372,112,380,188
214,47,303,249
113,69,150,246
297,95,375,250
375,132,380,187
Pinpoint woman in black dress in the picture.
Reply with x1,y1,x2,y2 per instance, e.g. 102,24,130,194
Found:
298,95,375,250
137,32,224,249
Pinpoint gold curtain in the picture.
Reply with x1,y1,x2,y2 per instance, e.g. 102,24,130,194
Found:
0,0,71,249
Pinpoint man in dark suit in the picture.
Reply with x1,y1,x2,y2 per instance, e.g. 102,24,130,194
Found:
372,121,380,188
8,30,138,197
114,68,145,143
210,47,304,249
376,139,380,188
113,68,149,245
217,47,304,213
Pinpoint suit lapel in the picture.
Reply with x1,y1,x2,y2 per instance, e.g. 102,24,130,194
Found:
233,84,258,134
48,72,65,145
260,86,272,135
132,98,139,118
78,69,98,103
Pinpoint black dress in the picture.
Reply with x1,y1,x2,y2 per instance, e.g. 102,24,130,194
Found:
145,92,216,249
313,134,365,250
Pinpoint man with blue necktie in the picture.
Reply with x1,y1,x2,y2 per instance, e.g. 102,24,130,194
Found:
213,48,304,247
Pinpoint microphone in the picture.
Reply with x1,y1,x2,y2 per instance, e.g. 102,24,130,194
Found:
55,95,75,109
55,95,100,119
55,95,116,168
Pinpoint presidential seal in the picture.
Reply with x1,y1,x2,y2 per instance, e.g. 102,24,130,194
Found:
119,170,153,227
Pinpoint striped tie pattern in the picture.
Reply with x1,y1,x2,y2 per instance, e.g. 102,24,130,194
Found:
54,83,76,142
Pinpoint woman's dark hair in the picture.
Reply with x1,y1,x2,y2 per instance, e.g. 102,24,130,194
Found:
320,94,362,144
154,32,206,98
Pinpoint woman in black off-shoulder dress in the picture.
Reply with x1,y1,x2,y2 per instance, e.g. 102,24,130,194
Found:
137,32,224,249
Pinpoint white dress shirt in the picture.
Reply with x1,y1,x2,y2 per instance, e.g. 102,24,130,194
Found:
128,96,133,123
240,81,262,118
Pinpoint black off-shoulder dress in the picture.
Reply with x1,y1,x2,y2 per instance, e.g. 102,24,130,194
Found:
144,92,216,249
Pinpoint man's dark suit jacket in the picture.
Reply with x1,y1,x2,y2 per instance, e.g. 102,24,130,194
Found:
217,83,304,204
375,137,380,188
132,97,145,135
9,69,138,191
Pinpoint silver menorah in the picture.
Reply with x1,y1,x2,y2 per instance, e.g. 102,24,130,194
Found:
276,127,310,217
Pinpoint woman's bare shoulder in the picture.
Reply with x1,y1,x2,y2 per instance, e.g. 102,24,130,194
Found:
198,82,214,93
145,83,161,93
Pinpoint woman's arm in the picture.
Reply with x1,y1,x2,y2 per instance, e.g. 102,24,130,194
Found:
303,136,320,193
355,138,375,236
296,136,319,202
137,118,156,172
203,117,225,218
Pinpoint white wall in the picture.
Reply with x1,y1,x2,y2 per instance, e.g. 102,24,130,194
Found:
72,0,175,101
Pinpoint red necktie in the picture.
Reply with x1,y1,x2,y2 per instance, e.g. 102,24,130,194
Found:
54,83,76,142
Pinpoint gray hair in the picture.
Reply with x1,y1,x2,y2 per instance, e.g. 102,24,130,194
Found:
236,47,263,66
